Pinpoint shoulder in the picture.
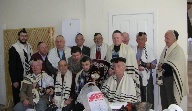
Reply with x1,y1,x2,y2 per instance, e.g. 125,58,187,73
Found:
31,52,40,57
83,45,90,50
75,70,83,83
90,44,96,49
49,47,56,53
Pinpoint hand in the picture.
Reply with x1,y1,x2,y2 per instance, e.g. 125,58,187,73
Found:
52,98,55,103
46,88,51,94
13,82,19,88
32,82,37,88
108,69,114,75
23,99,30,107
64,98,73,105
138,66,144,71
158,63,162,70
49,88,54,95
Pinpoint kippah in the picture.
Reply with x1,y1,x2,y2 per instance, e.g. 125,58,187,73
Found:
173,30,179,40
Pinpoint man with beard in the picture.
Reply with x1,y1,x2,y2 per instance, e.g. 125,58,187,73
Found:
9,28,33,105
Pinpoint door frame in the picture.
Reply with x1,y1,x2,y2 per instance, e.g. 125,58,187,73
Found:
108,10,157,55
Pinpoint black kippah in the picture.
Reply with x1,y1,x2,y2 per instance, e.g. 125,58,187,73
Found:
110,57,126,63
173,30,179,40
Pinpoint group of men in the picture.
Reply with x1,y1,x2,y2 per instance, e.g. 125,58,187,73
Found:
9,28,189,111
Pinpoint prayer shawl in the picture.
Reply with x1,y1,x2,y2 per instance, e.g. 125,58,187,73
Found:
134,45,156,86
90,42,108,60
22,71,54,104
54,70,72,108
156,42,189,105
12,41,33,77
106,43,141,101
47,47,71,68
101,72,138,103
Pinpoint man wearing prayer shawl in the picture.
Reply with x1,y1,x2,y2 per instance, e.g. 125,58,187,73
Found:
13,59,54,111
106,30,141,102
157,30,189,110
134,32,157,108
46,60,75,111
46,35,71,76
9,28,33,105
90,33,108,60
101,57,138,103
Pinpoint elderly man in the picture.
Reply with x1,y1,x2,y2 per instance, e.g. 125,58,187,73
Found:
68,46,84,75
90,33,108,60
134,32,157,107
31,42,49,74
46,35,71,76
122,32,130,45
101,57,137,103
157,30,189,110
46,60,75,111
9,28,33,105
74,33,90,57
106,30,140,101
13,59,54,111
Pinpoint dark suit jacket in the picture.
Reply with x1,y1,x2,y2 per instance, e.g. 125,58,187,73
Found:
82,45,90,57
31,52,49,75
9,46,24,83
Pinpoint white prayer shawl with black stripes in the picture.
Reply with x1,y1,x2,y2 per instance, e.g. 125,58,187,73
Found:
106,43,141,101
54,70,72,108
101,73,138,103
12,41,33,77
47,47,71,68
156,42,189,105
134,45,156,86
22,71,54,104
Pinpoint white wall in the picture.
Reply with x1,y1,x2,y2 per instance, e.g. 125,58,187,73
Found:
0,0,188,110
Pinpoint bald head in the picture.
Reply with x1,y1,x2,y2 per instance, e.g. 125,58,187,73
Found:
122,32,130,45
55,35,65,50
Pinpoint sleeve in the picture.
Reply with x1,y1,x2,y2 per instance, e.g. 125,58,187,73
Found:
20,82,30,102
8,47,19,83
45,58,58,76
43,75,54,88
162,63,173,77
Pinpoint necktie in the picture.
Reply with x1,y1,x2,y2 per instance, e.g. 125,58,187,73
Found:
96,47,101,59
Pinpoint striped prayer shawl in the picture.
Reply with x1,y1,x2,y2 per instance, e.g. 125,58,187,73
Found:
12,41,33,77
54,70,72,108
134,45,156,86
106,43,141,101
22,71,49,104
156,42,189,105
101,73,138,103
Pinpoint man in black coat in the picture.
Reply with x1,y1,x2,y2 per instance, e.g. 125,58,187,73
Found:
8,28,33,105
74,33,90,57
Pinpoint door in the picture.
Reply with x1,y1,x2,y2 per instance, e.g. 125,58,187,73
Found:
109,13,154,50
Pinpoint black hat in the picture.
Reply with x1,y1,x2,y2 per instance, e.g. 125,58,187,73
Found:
110,57,126,63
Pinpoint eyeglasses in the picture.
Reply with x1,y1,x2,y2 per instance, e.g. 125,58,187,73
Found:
138,32,147,36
